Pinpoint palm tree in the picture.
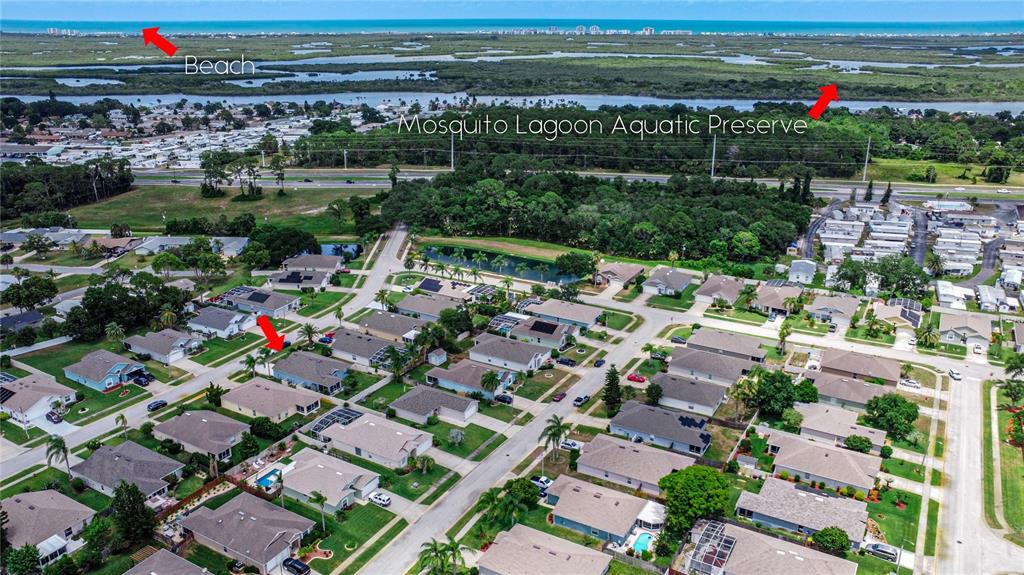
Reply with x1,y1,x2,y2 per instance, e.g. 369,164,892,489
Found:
536,263,549,282
419,253,432,272
491,496,526,528
105,321,125,343
641,343,655,358
729,377,758,422
375,289,392,310
491,255,508,274
470,269,482,284
500,277,513,298
417,454,435,475
452,266,465,281
926,251,945,276
900,363,913,380
471,252,488,270
300,323,319,346
418,539,449,575
782,296,802,315
432,262,447,278
777,322,793,353
46,435,71,475
917,323,940,348
442,536,466,575
386,346,404,385
739,284,757,307
474,487,502,516
538,415,571,474
116,413,128,439
515,262,529,278
452,247,466,267
257,346,274,374
1005,352,1024,380
480,371,501,403
308,490,328,532
159,305,177,328
243,354,258,378
11,267,29,284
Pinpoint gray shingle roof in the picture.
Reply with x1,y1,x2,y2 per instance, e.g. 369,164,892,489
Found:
124,550,207,575
389,385,477,417
360,311,427,339
65,349,141,383
273,350,351,387
643,266,695,291
0,373,72,412
154,410,249,455
426,359,508,393
610,401,711,450
736,478,868,542
770,433,881,490
650,372,728,409
124,328,196,357
330,330,394,359
809,373,889,406
686,327,766,360
70,440,184,496
694,274,745,302
668,346,755,382
282,254,342,271
478,524,611,575
820,350,901,383
577,434,694,488
2,490,95,549
190,306,248,331
470,333,548,366
395,294,457,318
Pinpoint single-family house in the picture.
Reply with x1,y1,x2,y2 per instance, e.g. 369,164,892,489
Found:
649,372,728,417
220,287,301,319
63,349,147,392
870,300,922,334
53,298,83,318
545,477,665,545
123,328,201,365
523,298,604,330
426,359,516,400
767,432,881,493
282,254,343,273
222,378,322,423
88,236,142,256
180,492,314,575
274,448,379,512
213,237,249,258
794,402,887,454
939,313,993,350
359,311,427,343
1,310,45,333
593,262,645,287
683,520,858,575
609,401,712,456
153,410,249,461
318,411,431,469
820,349,901,386
787,259,817,285
330,330,402,368
394,294,456,322
188,306,257,339
977,285,1016,313
0,373,75,429
477,524,611,575
469,333,550,373
642,266,694,296
134,236,192,256
1014,323,1024,353
752,283,803,316
272,351,351,395
685,328,766,362
806,295,861,328
694,274,745,305
266,270,330,291
667,347,755,386
508,317,571,349
389,385,478,425
70,441,184,499
2,490,96,567
809,373,889,412
735,478,868,547
124,550,207,575
576,434,695,496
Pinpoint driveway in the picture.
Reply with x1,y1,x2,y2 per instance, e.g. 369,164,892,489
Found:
32,417,80,436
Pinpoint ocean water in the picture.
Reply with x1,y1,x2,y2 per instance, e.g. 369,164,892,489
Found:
3,19,1023,35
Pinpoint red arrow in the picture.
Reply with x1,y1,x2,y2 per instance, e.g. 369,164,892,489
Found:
808,84,839,120
142,27,178,57
256,315,286,351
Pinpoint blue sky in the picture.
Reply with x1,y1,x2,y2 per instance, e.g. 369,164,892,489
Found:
2,0,1022,22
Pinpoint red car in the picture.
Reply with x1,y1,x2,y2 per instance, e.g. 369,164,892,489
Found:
325,331,336,338
551,392,567,402
627,373,646,383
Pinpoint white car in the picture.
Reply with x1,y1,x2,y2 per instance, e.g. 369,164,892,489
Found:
559,439,583,451
530,475,554,490
402,286,413,293
997,188,1011,194
974,343,984,354
909,337,918,346
955,186,966,192
901,379,921,389
369,492,392,507
948,368,963,381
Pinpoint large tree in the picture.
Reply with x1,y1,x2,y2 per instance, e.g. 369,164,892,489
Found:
865,393,919,440
658,465,730,537
110,481,155,544
751,369,796,418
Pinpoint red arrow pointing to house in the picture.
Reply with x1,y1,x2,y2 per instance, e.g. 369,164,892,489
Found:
142,27,178,57
257,315,285,351
807,84,839,120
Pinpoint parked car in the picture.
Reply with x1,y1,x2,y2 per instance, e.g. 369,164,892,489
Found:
997,188,1011,194
559,439,582,451
551,392,567,402
948,368,963,381
626,373,646,383
594,359,606,367
369,492,392,507
46,411,63,424
495,394,514,405
973,343,984,354
338,268,351,274
147,400,168,412
530,475,553,490
573,395,590,407
909,337,918,346
651,351,666,360
865,543,899,563
133,377,150,387
318,336,333,344
828,323,838,333
900,379,921,389
402,286,414,293
556,357,577,367
325,331,336,338
170,179,181,184
302,178,314,183
768,312,778,322
670,336,686,344
283,558,311,575
345,179,355,184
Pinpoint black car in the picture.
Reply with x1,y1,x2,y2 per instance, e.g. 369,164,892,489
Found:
573,395,590,407
345,179,355,184
170,179,181,184
283,558,311,575
146,400,168,412
670,336,686,344
46,411,63,424
302,178,314,183
495,394,514,405
134,377,150,387
556,357,577,367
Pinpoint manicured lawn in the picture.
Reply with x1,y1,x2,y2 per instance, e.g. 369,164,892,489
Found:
994,384,1024,534
476,401,521,423
191,333,261,365
931,469,943,487
704,307,767,325
597,310,633,330
358,381,413,411
332,274,358,288
850,553,903,575
0,421,48,445
202,488,242,510
337,519,408,575
0,467,110,511
925,499,940,556
398,417,500,459
392,273,424,287
185,544,234,575
519,506,604,550
982,380,1001,529
867,488,922,552
845,326,895,345
336,451,455,501
724,473,764,516
471,433,507,461
634,357,666,379
516,377,554,400
338,370,384,399
174,475,207,499
283,499,395,575
277,290,347,318
881,458,926,483
890,414,932,455
784,312,829,334
647,284,698,311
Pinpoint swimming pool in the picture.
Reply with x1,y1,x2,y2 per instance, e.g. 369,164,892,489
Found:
256,469,281,489
633,532,654,553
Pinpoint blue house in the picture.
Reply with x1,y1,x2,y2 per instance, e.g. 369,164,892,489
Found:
272,350,351,396
544,477,665,545
63,349,147,392
424,359,515,400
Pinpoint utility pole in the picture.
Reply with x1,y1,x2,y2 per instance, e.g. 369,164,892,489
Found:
710,134,717,178
862,136,872,182
450,133,455,171
343,148,348,170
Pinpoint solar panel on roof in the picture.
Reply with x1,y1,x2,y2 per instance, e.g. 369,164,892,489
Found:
0,372,18,383
531,320,559,335
0,387,15,403
678,415,706,429
419,278,442,293
248,292,271,303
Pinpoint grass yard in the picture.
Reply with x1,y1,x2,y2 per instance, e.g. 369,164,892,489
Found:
925,499,940,556
850,553,905,575
845,326,896,346
191,333,261,365
982,381,1001,529
174,476,207,499
704,307,767,325
358,381,413,411
784,312,830,334
278,289,347,318
881,458,927,483
994,384,1024,535
704,423,743,463
347,451,455,501
0,421,48,445
337,519,408,575
399,417,501,459
185,544,234,575
202,488,242,510
284,499,395,574
0,467,110,511
477,401,522,423
338,370,384,399
867,488,922,552
646,284,698,312
597,310,633,331
890,414,932,455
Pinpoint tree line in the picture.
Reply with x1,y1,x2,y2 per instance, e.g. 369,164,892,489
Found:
0,157,134,220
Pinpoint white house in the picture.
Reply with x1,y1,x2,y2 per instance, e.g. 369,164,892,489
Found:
188,306,257,339
0,374,76,430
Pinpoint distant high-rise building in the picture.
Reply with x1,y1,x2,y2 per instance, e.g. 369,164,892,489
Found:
576,25,586,34
642,27,655,35
589,25,601,34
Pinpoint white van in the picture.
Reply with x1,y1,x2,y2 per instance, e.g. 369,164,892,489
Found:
370,492,392,507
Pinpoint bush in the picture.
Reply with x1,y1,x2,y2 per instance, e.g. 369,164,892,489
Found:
725,459,739,473
813,526,851,556
70,477,85,493
854,491,865,501
140,421,155,437
640,550,652,561
626,548,635,557
426,415,439,426
0,354,11,368
779,470,790,480
86,439,102,452
880,445,893,459
386,407,396,418
75,391,84,401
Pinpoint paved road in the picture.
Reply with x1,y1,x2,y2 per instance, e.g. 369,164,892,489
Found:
802,198,842,259
911,208,929,266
